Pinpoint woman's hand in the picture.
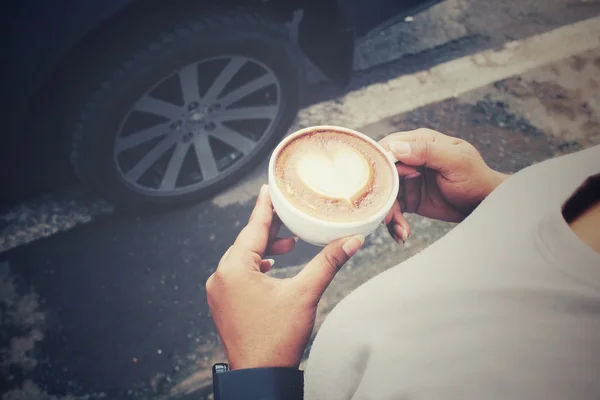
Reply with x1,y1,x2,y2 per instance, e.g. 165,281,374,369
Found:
206,185,364,370
379,129,508,242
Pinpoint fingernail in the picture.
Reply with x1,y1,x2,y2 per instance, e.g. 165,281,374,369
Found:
342,234,365,257
404,171,421,179
293,236,299,243
265,258,275,268
394,225,409,243
389,142,411,156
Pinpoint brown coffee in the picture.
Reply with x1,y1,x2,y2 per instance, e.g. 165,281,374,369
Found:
274,128,394,223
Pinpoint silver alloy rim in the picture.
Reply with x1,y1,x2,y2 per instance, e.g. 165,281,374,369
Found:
113,55,282,196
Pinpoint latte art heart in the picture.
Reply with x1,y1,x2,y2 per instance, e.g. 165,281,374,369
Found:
296,148,370,201
274,129,394,223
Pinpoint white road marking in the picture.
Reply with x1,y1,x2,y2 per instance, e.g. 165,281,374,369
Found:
308,15,600,128
212,15,600,207
0,191,112,253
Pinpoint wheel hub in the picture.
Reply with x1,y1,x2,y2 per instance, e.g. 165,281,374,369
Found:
182,104,212,133
177,102,223,138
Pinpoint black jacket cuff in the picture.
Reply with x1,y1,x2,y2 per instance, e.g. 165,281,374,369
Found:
213,365,303,400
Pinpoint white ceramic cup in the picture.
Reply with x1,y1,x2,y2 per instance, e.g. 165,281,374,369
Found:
268,125,400,246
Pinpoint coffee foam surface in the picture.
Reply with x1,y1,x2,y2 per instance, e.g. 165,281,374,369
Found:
274,130,394,223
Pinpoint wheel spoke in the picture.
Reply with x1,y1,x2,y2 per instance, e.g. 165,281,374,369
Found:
160,143,190,190
115,123,170,152
210,124,256,154
179,64,201,105
192,134,219,180
134,96,183,120
218,73,277,107
125,136,176,182
214,106,278,121
202,57,246,102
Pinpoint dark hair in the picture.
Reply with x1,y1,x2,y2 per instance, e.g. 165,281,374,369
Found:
562,173,600,223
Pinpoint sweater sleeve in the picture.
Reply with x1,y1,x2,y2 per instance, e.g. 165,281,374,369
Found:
212,364,304,400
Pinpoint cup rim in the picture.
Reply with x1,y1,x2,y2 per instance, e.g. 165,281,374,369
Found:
268,125,400,229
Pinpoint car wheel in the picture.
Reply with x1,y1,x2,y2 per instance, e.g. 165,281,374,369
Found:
70,10,302,211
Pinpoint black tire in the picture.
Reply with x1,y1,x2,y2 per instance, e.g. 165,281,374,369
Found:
70,9,302,212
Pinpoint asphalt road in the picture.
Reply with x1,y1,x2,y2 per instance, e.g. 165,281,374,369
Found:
2,1,600,399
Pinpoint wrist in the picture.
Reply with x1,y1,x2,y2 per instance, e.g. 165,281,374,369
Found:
483,169,509,199
491,170,509,189
229,355,301,371
468,169,509,213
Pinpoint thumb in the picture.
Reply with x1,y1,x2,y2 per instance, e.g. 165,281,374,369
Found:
293,235,365,300
389,140,461,173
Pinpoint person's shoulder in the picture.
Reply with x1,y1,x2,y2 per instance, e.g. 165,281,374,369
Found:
518,145,600,181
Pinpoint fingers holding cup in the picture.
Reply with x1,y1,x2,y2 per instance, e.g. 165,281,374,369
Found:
266,237,297,256
232,184,273,257
293,234,364,303
385,200,411,244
